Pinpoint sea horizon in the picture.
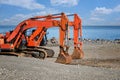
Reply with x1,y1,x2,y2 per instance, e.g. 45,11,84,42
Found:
0,25,120,40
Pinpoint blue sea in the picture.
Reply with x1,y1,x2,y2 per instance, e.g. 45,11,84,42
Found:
0,25,120,40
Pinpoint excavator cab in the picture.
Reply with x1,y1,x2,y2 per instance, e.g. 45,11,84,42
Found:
24,28,48,46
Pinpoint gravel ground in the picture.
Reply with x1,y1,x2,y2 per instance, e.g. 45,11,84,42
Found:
0,41,120,80
0,56,120,80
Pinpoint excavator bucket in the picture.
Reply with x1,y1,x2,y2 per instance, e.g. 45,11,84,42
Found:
56,46,72,64
56,52,72,64
71,47,84,59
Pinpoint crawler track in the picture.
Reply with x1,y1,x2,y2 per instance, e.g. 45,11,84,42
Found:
0,47,55,59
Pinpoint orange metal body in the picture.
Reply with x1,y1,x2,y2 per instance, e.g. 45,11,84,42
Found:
0,13,84,64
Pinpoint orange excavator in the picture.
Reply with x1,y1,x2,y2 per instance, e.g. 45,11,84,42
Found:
0,13,84,64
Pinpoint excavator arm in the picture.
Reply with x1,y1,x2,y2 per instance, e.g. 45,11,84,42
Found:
56,13,84,63
71,14,84,59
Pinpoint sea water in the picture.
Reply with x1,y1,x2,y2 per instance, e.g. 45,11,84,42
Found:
0,25,120,40
47,26,120,40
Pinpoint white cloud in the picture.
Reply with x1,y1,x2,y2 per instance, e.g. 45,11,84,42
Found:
90,17,104,21
79,4,120,25
0,0,45,10
36,8,60,16
89,7,111,23
0,14,32,25
0,9,59,25
114,5,120,12
92,7,112,16
89,5,119,24
91,4,120,17
115,17,120,21
50,0,79,6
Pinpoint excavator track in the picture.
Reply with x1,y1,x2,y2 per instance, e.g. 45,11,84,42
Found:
0,52,21,56
19,47,55,59
36,46,55,57
22,48,47,59
0,47,55,59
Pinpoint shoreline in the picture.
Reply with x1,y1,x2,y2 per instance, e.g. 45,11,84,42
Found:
46,38,120,47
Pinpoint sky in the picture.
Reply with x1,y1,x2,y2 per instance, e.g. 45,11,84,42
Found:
0,0,120,26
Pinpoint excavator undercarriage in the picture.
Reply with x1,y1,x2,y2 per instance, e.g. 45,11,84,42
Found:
0,13,84,64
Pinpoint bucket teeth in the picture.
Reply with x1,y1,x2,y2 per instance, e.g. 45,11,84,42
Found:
55,52,72,64
71,47,84,59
